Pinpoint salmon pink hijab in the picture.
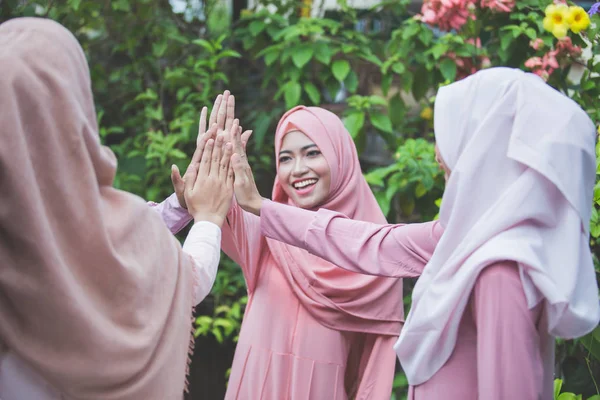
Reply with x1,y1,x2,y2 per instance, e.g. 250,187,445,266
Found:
267,106,404,396
0,18,196,399
396,67,600,385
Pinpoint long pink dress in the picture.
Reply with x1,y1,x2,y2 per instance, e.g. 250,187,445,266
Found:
221,200,440,399
260,200,554,400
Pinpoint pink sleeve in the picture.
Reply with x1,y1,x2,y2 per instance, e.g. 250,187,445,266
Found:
147,193,193,234
260,200,443,278
221,198,263,293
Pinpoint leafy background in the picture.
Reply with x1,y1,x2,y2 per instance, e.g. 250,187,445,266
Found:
2,0,599,398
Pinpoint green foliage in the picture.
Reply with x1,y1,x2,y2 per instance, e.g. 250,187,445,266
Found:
3,0,599,397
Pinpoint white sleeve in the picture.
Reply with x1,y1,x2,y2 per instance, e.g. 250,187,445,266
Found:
182,221,221,305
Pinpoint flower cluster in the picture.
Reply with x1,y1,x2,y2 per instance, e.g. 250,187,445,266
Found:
543,4,590,38
420,0,514,32
524,36,582,80
444,37,491,80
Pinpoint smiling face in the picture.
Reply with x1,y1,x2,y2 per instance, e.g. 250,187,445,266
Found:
277,130,331,209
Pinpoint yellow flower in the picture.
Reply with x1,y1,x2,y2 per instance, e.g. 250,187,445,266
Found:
567,6,591,33
420,106,433,120
543,4,570,38
597,125,600,135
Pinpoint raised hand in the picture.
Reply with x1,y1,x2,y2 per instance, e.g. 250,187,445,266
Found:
230,119,263,216
172,91,252,209
184,122,235,227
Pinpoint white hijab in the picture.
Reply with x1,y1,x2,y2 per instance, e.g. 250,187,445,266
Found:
395,67,600,385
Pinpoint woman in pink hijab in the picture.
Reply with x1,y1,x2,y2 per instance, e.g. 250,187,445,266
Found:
0,17,236,399
230,68,600,399
165,105,441,398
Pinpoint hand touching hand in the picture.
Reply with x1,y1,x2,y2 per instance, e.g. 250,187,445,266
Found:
184,123,236,227
172,91,252,208
230,119,263,216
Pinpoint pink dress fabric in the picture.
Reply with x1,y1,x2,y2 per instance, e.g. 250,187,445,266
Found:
260,201,554,399
222,106,435,399
221,201,438,400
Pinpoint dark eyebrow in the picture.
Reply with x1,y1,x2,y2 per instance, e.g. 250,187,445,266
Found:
278,144,318,155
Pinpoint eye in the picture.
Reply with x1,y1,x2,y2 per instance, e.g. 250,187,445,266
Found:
279,155,292,163
306,150,321,158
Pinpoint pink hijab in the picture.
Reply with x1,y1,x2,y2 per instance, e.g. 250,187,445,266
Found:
0,18,196,399
267,106,404,393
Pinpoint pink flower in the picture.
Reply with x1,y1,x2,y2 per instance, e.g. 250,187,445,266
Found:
530,38,544,50
533,69,550,81
443,37,490,80
419,0,476,31
480,0,515,12
524,57,543,68
555,36,582,57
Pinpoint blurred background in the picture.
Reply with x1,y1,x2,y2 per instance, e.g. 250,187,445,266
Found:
1,0,599,398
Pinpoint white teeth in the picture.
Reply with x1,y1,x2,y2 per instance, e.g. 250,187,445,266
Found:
293,179,317,189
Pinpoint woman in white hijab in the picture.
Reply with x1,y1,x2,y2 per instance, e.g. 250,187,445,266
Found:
229,67,600,399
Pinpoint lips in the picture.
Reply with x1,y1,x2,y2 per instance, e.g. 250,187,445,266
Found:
291,178,318,196
293,178,318,189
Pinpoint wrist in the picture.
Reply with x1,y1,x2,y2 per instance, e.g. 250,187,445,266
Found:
250,196,263,216
192,212,225,228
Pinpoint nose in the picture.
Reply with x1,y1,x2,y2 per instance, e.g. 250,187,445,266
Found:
291,158,309,176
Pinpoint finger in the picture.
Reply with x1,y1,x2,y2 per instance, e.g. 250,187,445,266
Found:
231,153,248,183
197,106,208,143
225,94,235,131
221,142,233,181
191,123,218,165
208,94,222,128
199,138,215,182
231,121,246,160
171,164,183,187
184,161,198,194
217,90,229,130
211,134,224,177
241,130,252,151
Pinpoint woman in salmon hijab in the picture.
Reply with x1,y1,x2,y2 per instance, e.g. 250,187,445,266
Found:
230,67,600,399
0,17,236,399
169,105,442,398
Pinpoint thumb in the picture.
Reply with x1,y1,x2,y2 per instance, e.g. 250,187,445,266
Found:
171,164,183,187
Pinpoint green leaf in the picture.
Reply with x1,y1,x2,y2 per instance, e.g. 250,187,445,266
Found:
304,82,321,105
500,31,513,51
265,51,279,66
291,45,314,69
415,182,427,198
68,0,82,11
314,42,333,65
440,58,457,82
554,379,563,399
370,111,393,134
580,325,600,361
343,112,365,138
412,68,429,100
557,394,581,400
389,93,406,128
284,81,302,109
332,60,351,82
431,43,449,60
392,62,406,74
345,70,359,93
525,27,537,39
248,20,266,36
192,39,214,52
152,41,168,57
381,74,393,96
